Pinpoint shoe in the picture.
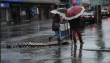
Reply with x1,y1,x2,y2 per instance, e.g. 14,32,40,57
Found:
80,42,84,44
58,41,61,45
57,38,62,41
49,37,52,42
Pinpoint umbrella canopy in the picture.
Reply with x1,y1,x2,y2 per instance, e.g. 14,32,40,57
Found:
50,8,67,16
64,6,85,20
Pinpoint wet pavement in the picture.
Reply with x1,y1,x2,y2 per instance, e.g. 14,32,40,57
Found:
1,17,110,63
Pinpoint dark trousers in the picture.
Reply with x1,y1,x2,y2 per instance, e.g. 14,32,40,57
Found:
72,28,83,43
14,18,17,24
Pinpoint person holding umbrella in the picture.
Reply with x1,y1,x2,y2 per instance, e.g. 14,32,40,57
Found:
68,17,84,44
49,14,61,42
49,8,67,42
64,6,85,44
28,9,34,22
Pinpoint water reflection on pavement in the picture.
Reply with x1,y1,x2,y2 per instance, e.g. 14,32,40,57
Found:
1,18,110,63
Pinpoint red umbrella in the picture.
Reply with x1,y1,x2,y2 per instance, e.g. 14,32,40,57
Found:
64,6,85,20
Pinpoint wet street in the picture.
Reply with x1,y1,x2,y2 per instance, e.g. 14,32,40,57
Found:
1,17,110,63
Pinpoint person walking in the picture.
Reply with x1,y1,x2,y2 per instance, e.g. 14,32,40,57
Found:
49,14,61,42
12,9,21,25
12,10,18,24
68,17,84,44
28,9,34,22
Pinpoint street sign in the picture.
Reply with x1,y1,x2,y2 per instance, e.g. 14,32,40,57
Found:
77,0,80,4
1,3,9,8
82,0,91,4
91,0,102,5
2,0,22,2
72,0,77,4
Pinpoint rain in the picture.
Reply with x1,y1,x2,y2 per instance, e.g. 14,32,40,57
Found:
1,17,110,63
1,0,110,63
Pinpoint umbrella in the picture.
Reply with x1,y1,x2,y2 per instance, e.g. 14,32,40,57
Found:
64,6,85,20
50,8,67,16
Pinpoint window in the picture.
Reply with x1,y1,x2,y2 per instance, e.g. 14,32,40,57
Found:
83,12,94,15
32,7,39,15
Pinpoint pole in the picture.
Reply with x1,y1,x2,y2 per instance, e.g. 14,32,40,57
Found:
64,23,66,36
97,5,98,24
96,1,99,24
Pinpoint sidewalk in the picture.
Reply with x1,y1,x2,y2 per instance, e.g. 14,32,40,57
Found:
1,18,70,45
1,19,53,30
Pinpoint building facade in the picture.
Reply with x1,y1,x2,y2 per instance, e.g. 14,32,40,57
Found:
1,0,70,25
102,0,109,6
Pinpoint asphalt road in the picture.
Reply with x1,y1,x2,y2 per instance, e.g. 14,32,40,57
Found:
1,17,110,63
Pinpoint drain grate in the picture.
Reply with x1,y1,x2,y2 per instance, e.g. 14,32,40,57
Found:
6,41,69,48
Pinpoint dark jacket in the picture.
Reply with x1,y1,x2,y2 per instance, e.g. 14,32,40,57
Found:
13,11,21,21
52,14,60,31
28,10,34,18
13,11,17,21
68,17,80,29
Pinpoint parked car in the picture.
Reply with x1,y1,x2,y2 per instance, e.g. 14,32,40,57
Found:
109,10,110,17
80,11,96,23
103,7,108,10
101,10,109,17
108,6,110,17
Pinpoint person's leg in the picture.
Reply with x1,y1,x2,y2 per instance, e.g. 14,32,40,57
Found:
14,18,17,25
56,31,61,41
49,31,57,42
76,28,83,43
30,17,32,22
52,31,57,37
70,29,72,40
72,29,77,43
